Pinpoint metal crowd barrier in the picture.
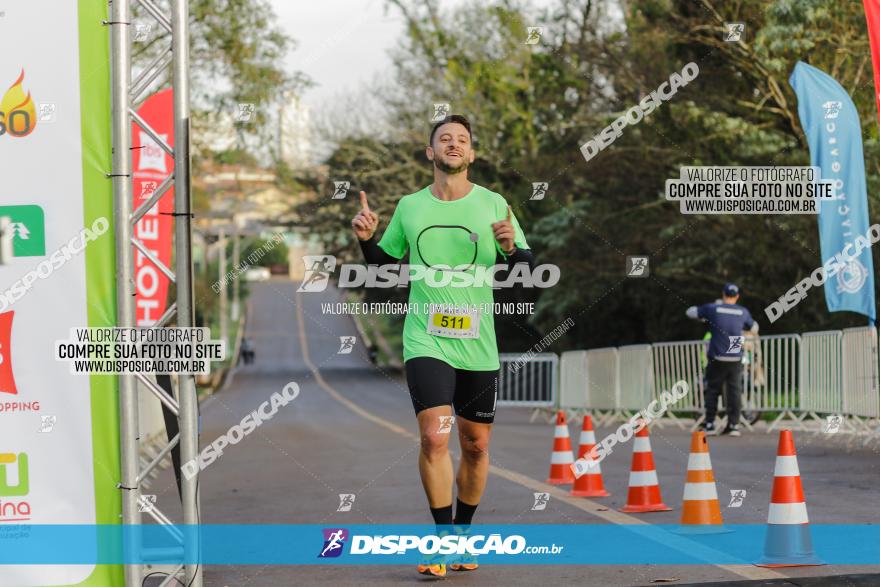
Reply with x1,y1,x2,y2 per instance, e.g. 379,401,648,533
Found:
800,330,842,414
584,348,618,411
617,345,654,411
652,340,706,413
558,351,588,411
746,334,800,412
505,326,880,435
498,353,557,408
841,327,879,418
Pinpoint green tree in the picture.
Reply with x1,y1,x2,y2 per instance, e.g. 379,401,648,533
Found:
241,237,289,268
131,0,311,159
298,0,880,351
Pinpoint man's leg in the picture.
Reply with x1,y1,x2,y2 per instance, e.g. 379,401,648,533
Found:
451,368,498,524
415,404,455,576
406,357,458,525
703,360,723,426
417,406,456,517
724,362,744,428
455,417,493,520
447,369,497,573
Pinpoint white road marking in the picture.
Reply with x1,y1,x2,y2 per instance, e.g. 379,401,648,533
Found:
294,288,784,581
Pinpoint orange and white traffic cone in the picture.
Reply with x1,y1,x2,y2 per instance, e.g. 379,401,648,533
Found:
679,430,725,532
546,411,575,484
756,430,824,567
570,415,610,497
620,423,671,513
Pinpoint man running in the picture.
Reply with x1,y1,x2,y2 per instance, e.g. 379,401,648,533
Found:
686,283,759,437
351,114,533,577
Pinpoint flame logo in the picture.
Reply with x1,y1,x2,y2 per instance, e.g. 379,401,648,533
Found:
0,70,37,138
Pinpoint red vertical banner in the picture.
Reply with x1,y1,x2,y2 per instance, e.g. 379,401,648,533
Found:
0,311,17,396
863,0,880,123
132,89,175,326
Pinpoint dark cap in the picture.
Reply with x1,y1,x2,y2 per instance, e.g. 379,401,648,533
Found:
723,283,740,297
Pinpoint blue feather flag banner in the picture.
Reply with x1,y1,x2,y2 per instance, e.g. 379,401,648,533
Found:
789,61,876,322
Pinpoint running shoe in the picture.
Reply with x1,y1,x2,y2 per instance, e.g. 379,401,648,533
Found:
700,421,718,436
449,525,479,571
721,425,741,437
449,552,479,572
417,553,447,578
418,528,449,578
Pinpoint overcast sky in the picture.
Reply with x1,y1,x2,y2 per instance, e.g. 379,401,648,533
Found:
269,0,404,113
268,0,561,113
267,0,569,162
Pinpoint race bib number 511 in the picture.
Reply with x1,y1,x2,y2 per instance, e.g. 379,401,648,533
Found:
426,305,480,339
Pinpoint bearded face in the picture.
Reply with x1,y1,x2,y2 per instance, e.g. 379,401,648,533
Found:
429,122,473,174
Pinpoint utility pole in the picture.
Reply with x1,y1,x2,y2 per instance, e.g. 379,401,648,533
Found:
232,223,240,321
218,228,228,345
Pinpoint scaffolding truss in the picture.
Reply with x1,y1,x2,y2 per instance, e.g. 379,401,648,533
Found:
108,0,202,585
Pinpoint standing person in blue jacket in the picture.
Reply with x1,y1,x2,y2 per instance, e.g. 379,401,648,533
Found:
686,284,759,436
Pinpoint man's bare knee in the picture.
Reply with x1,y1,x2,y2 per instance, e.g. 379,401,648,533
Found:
421,431,450,460
459,434,489,463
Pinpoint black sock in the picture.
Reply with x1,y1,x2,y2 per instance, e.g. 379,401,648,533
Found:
430,504,453,528
453,498,478,526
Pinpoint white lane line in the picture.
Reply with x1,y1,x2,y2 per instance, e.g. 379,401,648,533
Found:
296,289,415,441
294,289,783,581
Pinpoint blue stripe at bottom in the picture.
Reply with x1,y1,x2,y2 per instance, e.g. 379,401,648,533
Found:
0,524,877,565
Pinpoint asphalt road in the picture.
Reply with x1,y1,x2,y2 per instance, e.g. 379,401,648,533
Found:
147,280,880,586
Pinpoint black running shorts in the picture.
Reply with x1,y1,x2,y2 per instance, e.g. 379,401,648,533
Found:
405,357,499,424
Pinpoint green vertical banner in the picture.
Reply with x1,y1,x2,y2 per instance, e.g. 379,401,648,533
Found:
0,1,121,586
